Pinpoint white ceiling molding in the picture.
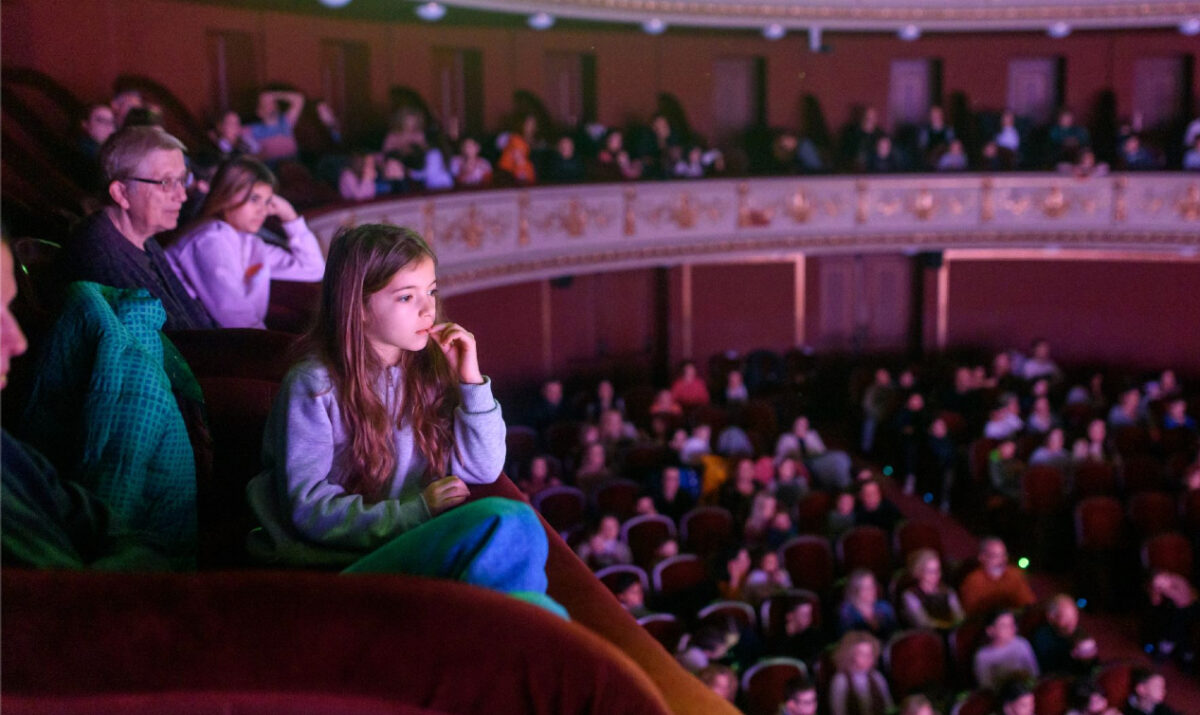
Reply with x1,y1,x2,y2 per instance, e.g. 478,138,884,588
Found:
416,0,1200,33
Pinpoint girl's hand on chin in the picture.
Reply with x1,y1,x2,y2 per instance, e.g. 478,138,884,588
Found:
431,322,483,384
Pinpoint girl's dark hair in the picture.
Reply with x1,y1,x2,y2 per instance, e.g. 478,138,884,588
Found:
308,223,458,498
199,156,277,222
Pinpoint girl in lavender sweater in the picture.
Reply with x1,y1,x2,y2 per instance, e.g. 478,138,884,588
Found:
247,224,562,615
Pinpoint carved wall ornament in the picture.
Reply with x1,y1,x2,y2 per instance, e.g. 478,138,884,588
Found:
646,191,724,229
422,201,436,244
532,197,614,237
1178,184,1200,221
912,188,936,220
1113,176,1128,222
1041,186,1069,218
736,183,776,227
436,203,509,249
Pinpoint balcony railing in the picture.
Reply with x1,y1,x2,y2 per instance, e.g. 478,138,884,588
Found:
307,173,1200,295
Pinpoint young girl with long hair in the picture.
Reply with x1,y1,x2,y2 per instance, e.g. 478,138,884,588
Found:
246,223,562,614
166,156,324,328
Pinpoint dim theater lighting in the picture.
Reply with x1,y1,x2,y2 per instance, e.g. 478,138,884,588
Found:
1048,22,1071,38
415,2,446,21
318,0,353,6
898,24,920,41
882,465,893,476
528,12,555,30
1181,18,1200,36
763,23,785,41
642,18,666,35
1018,557,1030,569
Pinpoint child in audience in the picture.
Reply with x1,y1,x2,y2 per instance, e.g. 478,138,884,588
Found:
245,223,562,615
827,489,857,540
517,454,560,498
778,600,823,663
575,513,632,569
607,571,652,619
670,361,710,407
698,663,738,703
901,548,965,629
678,624,736,672
828,630,894,715
837,569,898,641
743,492,779,547
450,136,493,188
777,675,819,715
339,151,378,201
973,609,1040,690
744,548,792,605
166,156,325,328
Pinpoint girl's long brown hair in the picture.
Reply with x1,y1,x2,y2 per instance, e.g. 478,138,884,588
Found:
199,156,277,222
308,223,459,499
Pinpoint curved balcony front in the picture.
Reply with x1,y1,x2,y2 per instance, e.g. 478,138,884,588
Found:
307,173,1200,296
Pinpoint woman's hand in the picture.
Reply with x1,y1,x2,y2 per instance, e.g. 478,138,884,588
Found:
431,322,483,384
423,475,469,516
268,194,299,222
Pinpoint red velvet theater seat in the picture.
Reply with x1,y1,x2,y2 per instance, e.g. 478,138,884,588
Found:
2,570,671,715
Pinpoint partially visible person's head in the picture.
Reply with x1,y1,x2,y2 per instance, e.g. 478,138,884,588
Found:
898,694,936,715
542,380,563,405
610,572,644,609
846,569,879,604
998,680,1035,715
1069,680,1110,714
909,548,943,587
698,664,737,702
1130,668,1166,705
0,240,29,392
985,609,1018,646
110,87,144,127
979,537,1010,577
858,479,883,511
1047,594,1079,634
780,675,818,715
82,103,117,144
834,630,881,674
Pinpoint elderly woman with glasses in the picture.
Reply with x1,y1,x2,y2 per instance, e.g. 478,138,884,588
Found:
166,156,325,328
60,125,217,331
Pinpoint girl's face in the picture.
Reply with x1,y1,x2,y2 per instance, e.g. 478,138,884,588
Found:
362,256,437,365
918,558,942,587
854,576,878,603
224,181,274,234
530,457,548,480
461,138,480,159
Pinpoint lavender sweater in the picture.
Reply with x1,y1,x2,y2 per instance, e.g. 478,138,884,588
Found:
166,216,324,328
247,360,505,566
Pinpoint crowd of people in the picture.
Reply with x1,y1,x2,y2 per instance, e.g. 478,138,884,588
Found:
1,74,1197,715
63,81,1200,223
506,340,1197,713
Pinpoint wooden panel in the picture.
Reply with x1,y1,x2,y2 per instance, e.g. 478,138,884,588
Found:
690,262,795,361
711,56,759,143
207,29,259,114
544,51,583,126
320,39,370,134
1007,57,1059,124
863,255,912,350
888,59,931,128
817,256,856,351
1132,56,1187,130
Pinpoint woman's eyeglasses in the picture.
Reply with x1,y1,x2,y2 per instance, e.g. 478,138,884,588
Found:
125,172,194,192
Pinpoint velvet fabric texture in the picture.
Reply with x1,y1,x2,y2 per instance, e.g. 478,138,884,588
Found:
2,570,664,714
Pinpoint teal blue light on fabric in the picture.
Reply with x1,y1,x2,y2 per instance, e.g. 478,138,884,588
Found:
343,497,567,619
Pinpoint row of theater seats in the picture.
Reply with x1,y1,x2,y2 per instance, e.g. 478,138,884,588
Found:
3,298,739,713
